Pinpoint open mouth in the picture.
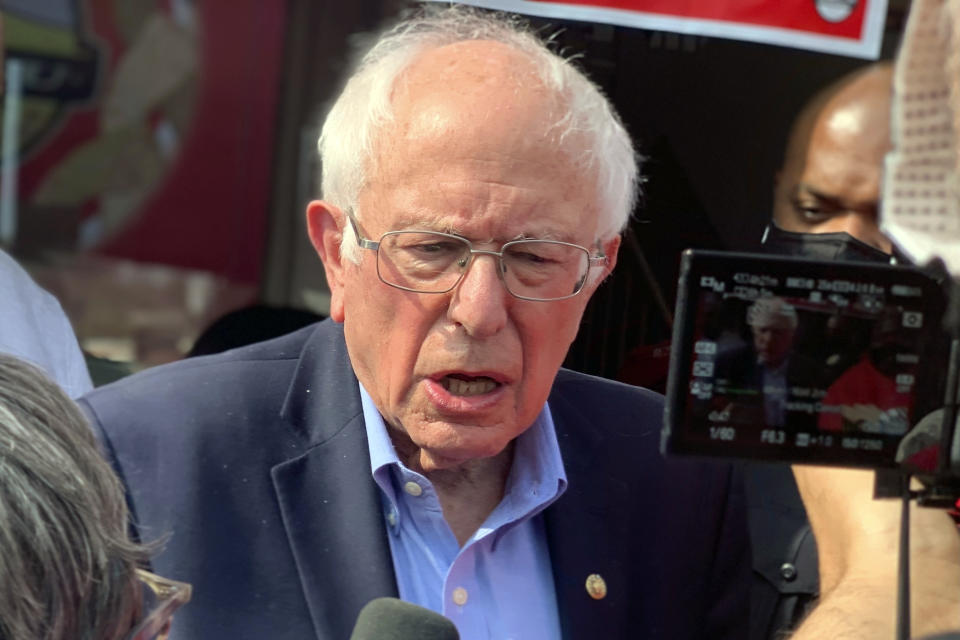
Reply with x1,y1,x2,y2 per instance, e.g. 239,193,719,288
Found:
439,374,500,397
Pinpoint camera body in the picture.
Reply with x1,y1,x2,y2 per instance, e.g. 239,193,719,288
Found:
662,249,948,470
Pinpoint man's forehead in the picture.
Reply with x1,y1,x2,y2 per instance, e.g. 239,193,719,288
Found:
367,48,590,193
357,39,600,241
388,41,558,143
782,64,893,174
400,40,543,92
780,106,887,211
808,105,890,165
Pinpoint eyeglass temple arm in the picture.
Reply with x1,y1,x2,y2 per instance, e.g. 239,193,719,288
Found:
588,241,608,267
345,210,380,251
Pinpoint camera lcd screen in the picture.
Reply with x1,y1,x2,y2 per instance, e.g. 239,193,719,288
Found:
662,250,945,467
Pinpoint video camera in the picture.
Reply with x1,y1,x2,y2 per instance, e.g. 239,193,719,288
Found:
661,249,960,502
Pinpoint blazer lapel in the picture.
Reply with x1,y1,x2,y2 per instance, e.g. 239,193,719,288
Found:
270,321,398,639
544,386,632,640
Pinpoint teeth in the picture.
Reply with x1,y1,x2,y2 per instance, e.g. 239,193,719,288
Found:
442,377,497,396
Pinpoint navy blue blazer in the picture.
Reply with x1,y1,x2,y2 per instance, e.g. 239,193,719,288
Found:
81,320,750,639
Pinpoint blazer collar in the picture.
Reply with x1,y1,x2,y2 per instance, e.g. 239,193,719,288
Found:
279,320,359,444
271,320,398,639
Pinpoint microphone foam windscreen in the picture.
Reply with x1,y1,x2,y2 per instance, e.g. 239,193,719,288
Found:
349,597,460,640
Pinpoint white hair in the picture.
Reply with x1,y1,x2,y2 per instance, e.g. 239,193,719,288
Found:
318,5,639,263
747,297,798,330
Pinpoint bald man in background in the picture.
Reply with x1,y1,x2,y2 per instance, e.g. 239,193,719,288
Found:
766,62,894,259
747,61,899,640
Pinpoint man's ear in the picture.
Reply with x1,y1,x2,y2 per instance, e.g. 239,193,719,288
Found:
601,234,621,280
583,234,621,297
306,200,347,322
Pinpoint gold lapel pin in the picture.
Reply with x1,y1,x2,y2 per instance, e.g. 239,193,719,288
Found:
585,574,607,600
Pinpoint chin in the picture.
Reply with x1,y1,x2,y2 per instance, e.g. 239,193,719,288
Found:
420,434,512,468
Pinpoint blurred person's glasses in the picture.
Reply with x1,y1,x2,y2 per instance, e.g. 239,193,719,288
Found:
124,569,192,640
346,210,608,301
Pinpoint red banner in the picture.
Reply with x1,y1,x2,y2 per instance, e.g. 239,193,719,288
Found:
438,0,887,58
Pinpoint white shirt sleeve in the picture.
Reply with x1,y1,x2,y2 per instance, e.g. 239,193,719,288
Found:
0,249,93,398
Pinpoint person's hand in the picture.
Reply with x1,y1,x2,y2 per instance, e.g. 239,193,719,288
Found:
791,465,960,639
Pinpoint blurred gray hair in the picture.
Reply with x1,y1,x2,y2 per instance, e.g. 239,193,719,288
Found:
746,297,798,331
0,355,150,640
319,5,639,263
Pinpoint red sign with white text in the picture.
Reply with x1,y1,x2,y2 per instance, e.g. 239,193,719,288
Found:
437,0,887,58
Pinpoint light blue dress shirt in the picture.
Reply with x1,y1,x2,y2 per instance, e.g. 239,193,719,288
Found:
360,383,567,640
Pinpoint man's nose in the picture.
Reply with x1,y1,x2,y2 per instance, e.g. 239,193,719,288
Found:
446,253,509,337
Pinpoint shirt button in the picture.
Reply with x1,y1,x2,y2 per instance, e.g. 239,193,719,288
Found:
404,481,423,497
452,587,468,606
386,509,398,527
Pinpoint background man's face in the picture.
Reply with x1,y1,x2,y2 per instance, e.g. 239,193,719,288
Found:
752,323,795,367
772,64,893,253
328,42,616,471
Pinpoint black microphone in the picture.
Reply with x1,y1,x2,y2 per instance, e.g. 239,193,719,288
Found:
349,597,460,640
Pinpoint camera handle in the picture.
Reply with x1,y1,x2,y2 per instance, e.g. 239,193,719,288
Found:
870,471,916,640
898,479,913,640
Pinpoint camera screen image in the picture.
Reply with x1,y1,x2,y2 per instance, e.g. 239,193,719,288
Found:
663,250,945,467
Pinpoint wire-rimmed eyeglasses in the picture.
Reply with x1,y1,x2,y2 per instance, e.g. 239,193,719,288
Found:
345,210,608,302
123,569,192,640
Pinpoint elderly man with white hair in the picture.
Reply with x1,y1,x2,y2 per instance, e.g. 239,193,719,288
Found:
80,7,749,640
712,296,818,432
747,298,799,369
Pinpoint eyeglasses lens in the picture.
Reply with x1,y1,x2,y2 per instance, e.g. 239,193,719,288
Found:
376,232,589,300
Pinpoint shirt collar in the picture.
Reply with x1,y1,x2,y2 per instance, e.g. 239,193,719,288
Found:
360,383,402,507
